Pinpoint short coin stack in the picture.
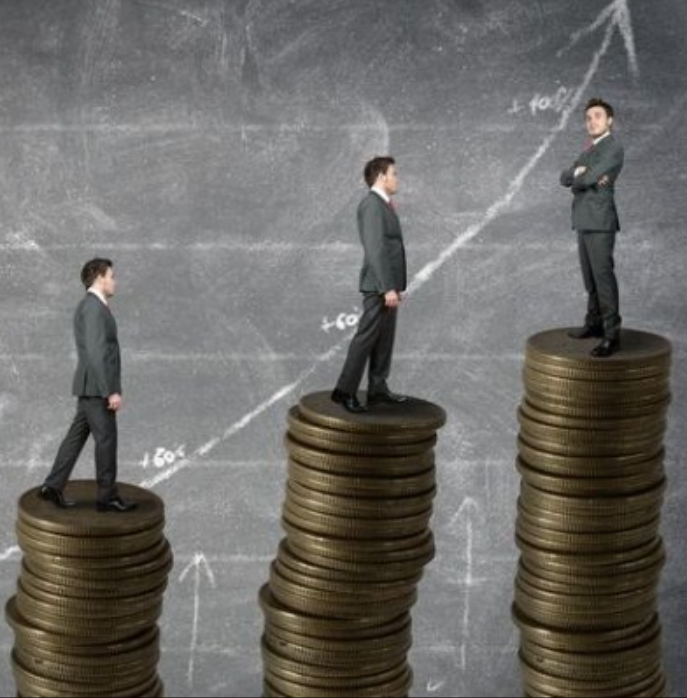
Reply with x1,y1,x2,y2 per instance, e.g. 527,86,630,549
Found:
260,391,446,698
513,329,672,698
6,481,173,698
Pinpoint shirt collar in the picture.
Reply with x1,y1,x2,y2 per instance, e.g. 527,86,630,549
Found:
88,287,109,307
593,131,612,146
371,186,390,204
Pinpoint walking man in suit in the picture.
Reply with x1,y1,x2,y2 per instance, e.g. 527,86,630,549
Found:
39,258,137,512
331,156,409,413
561,97,625,358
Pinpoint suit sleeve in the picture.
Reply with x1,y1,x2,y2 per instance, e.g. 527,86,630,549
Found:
359,200,396,293
560,168,575,188
572,142,624,191
83,302,116,397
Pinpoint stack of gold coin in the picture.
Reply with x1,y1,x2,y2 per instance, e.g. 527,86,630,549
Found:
260,391,446,698
513,329,672,698
5,481,173,698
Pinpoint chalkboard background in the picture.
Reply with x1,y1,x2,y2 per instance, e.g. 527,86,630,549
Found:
1,1,685,696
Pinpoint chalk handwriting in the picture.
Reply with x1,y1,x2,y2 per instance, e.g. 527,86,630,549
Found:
321,308,362,334
139,445,186,470
508,99,523,115
529,87,574,116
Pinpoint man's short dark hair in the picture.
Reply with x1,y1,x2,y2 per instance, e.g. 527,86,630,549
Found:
364,156,396,188
81,258,113,289
586,97,614,119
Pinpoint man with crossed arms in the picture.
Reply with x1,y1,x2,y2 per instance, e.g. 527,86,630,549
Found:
561,97,625,358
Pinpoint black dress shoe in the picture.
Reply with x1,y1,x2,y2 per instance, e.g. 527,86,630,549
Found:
568,325,604,339
591,338,620,358
38,485,76,509
331,388,369,414
367,391,409,405
96,496,138,513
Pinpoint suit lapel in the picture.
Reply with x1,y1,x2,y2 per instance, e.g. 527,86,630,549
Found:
583,134,614,165
370,192,402,235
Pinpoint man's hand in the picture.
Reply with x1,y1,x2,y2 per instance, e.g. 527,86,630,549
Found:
574,166,588,177
598,175,612,187
108,394,123,412
384,291,402,309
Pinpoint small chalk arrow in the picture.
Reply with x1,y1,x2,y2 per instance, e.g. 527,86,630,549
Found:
179,552,217,687
449,497,481,673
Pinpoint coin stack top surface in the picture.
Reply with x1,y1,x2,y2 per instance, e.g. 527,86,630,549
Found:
6,480,173,698
261,391,446,698
513,329,672,698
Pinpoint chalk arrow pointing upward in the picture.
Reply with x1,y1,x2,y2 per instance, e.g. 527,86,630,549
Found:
179,553,217,687
558,0,639,78
135,0,642,495
406,0,639,296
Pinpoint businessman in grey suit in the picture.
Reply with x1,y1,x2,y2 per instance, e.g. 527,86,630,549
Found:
561,98,625,358
39,259,137,512
332,156,408,413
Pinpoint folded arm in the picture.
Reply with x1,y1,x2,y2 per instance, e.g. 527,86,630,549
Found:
560,167,576,188
571,143,624,191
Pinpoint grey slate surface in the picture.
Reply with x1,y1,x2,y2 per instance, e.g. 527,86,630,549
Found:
0,1,685,696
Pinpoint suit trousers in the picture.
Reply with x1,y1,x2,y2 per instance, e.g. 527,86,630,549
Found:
577,230,621,339
45,397,118,503
336,293,398,396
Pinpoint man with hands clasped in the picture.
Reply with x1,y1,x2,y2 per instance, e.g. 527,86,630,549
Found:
332,156,409,413
39,258,137,512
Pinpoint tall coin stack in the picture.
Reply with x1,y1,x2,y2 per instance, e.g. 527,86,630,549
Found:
512,329,672,698
6,481,173,698
260,391,446,698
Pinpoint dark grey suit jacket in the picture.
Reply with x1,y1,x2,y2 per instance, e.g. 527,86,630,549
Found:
357,191,407,294
71,293,122,398
560,133,624,232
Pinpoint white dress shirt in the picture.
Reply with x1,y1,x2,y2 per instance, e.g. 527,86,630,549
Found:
88,287,109,307
371,186,390,204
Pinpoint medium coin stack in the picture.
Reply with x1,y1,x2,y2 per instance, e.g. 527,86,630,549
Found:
5,481,173,698
512,329,672,698
260,391,447,698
